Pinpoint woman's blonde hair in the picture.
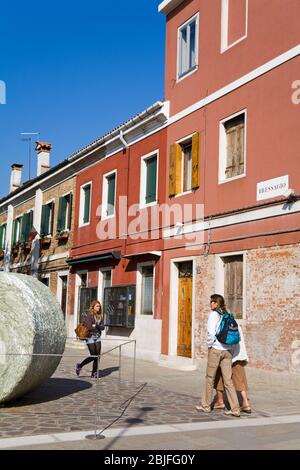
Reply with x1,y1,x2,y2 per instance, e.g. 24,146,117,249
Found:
89,300,102,318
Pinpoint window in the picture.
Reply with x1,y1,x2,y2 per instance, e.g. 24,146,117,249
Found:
223,255,243,319
141,265,154,316
41,277,50,287
169,133,200,197
57,193,73,233
219,111,246,182
140,152,158,207
221,0,248,52
59,275,68,319
20,210,34,243
0,223,7,251
12,217,22,246
102,171,116,219
41,201,55,237
79,183,91,226
182,141,192,193
178,14,198,79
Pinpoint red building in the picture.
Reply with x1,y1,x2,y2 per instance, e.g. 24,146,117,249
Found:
69,0,300,375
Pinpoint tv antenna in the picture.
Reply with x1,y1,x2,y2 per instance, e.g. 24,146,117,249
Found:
20,132,40,180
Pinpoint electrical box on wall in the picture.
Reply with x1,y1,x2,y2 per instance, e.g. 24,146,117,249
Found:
103,285,136,328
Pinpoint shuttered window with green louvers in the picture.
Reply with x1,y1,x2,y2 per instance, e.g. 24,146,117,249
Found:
12,218,21,246
145,156,157,204
20,211,33,243
83,185,91,224
41,203,54,237
0,224,6,251
106,175,115,216
57,193,73,233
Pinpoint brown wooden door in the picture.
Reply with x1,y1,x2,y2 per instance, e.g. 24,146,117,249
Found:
177,273,192,358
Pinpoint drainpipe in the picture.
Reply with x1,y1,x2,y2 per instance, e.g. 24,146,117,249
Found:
119,130,129,149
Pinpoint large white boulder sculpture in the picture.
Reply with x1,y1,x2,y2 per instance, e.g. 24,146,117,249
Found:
0,272,66,404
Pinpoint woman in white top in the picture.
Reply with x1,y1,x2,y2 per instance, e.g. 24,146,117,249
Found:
213,325,251,413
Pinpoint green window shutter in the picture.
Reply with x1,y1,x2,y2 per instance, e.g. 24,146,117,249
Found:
0,226,3,250
145,156,157,204
68,193,73,230
83,185,91,224
41,204,50,237
12,220,18,246
20,215,26,243
57,197,67,233
50,202,55,235
107,175,115,216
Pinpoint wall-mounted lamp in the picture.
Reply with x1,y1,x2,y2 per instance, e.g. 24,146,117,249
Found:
283,188,298,204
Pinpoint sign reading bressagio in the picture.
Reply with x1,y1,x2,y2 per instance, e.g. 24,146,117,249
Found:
257,175,289,201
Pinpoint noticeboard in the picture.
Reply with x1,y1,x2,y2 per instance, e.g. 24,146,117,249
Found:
103,285,136,328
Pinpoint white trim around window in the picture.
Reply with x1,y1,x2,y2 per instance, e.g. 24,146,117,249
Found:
136,261,156,317
98,267,113,307
215,251,247,320
177,12,199,82
79,182,92,227
218,108,247,184
56,270,69,316
101,170,117,220
74,270,88,330
221,0,248,53
139,150,159,209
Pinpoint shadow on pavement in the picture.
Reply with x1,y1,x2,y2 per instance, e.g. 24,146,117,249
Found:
2,378,92,408
98,366,119,378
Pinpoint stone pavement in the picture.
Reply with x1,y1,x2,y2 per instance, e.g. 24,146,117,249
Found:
0,342,299,449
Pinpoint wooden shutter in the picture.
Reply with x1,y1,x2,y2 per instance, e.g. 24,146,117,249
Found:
225,115,244,178
20,215,26,243
12,220,18,246
169,143,182,197
68,193,73,230
191,132,200,189
145,156,157,204
224,255,243,319
41,204,51,237
50,202,55,235
107,175,115,216
83,185,91,223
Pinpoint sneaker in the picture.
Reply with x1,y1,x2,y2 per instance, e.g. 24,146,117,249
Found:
223,409,240,417
75,364,81,377
195,405,211,413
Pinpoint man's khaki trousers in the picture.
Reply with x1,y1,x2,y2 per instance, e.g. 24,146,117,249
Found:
201,348,240,413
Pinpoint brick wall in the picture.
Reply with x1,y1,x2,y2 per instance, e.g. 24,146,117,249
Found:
194,244,300,374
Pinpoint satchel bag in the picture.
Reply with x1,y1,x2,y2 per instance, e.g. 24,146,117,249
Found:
75,322,89,340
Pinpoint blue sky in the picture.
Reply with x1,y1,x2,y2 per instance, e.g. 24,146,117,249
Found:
0,1,165,198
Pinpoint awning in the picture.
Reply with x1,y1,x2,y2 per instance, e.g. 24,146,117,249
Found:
123,251,162,258
67,250,121,266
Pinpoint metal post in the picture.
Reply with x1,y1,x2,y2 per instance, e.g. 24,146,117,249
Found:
85,353,105,440
119,344,122,383
133,339,136,384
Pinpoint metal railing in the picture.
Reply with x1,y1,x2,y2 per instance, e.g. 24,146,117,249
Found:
0,338,137,441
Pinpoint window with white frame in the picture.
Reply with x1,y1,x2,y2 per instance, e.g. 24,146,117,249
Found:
222,254,244,319
178,14,199,79
181,140,193,193
221,0,248,52
219,111,246,182
0,223,7,251
12,216,22,246
57,193,73,233
140,264,154,316
80,183,91,226
140,152,158,207
41,201,55,237
102,171,116,218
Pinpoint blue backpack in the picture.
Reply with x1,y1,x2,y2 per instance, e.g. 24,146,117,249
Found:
215,308,240,345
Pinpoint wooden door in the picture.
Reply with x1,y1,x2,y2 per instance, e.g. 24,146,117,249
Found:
177,265,192,358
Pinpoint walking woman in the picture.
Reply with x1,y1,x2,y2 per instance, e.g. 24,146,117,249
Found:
76,300,104,378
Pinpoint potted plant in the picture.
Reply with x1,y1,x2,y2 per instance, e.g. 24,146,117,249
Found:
56,230,69,241
0,249,4,260
40,236,51,248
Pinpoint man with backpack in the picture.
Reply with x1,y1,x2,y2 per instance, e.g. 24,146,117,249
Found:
196,294,241,417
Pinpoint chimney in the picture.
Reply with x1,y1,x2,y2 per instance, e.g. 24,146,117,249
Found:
10,164,23,192
35,141,51,176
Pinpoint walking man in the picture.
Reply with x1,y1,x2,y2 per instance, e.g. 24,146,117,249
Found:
196,294,241,417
